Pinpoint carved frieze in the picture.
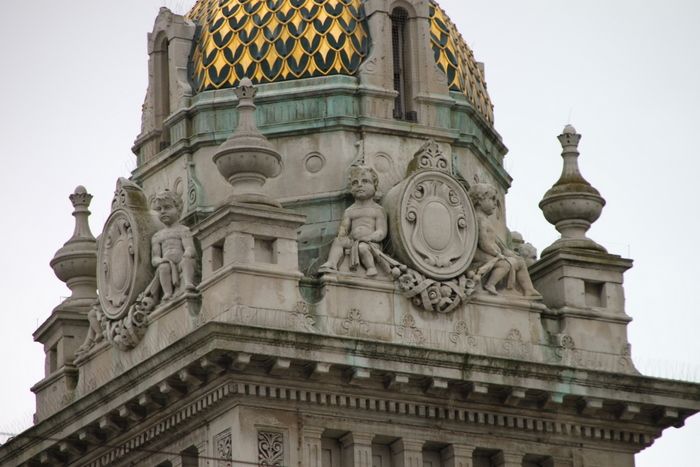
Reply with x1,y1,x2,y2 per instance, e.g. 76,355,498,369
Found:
319,140,540,315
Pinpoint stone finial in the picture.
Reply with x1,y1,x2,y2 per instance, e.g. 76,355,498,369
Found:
212,78,282,207
539,125,606,256
50,186,98,306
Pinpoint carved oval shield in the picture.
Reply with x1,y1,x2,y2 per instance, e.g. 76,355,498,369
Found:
385,171,477,280
97,179,158,320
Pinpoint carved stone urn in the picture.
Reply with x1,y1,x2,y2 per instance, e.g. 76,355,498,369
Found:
212,78,282,207
50,186,98,307
539,125,606,256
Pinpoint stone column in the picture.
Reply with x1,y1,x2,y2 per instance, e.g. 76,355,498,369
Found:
391,438,424,467
493,451,522,467
302,427,325,467
442,444,475,467
340,432,373,467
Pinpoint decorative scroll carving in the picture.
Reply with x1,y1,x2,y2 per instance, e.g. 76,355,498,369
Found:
214,428,232,467
385,140,478,281
186,159,204,215
503,329,531,359
340,309,370,337
449,320,469,344
551,333,576,360
396,314,425,345
287,301,316,333
258,431,284,466
406,139,449,173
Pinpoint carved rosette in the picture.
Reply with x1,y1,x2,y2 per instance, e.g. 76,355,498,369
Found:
381,140,478,313
96,178,162,350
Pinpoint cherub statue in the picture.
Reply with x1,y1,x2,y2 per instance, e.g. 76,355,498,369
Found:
151,190,197,300
319,166,388,276
469,183,540,297
74,300,104,360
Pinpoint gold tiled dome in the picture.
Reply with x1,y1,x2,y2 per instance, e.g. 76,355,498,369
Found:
429,2,494,124
187,0,493,124
188,0,369,90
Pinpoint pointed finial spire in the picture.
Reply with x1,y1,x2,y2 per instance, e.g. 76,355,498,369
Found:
212,79,283,207
539,125,607,256
50,186,98,306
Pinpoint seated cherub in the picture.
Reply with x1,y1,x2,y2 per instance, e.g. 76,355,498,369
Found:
469,183,540,297
319,166,387,276
151,190,197,300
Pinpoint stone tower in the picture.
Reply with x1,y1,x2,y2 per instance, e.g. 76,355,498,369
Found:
1,1,698,466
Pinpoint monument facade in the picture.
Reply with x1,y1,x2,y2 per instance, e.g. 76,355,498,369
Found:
1,1,698,466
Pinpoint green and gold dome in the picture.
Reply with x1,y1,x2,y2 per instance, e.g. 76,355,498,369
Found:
187,0,493,123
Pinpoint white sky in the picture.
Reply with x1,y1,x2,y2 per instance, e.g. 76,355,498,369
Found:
0,1,698,465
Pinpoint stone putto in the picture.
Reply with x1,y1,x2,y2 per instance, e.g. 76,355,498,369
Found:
151,189,197,300
469,183,540,298
319,165,388,276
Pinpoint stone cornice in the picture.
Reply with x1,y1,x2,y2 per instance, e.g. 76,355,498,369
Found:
531,249,634,279
3,322,698,466
33,308,89,343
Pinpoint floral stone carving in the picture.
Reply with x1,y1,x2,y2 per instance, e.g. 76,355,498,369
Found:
258,431,284,466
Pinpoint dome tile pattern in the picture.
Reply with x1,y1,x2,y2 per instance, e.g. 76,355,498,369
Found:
429,2,494,124
188,0,369,91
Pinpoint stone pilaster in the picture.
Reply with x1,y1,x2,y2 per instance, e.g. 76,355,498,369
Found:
135,7,195,161
493,451,522,467
405,0,453,126
391,438,424,467
442,444,475,467
340,432,373,467
302,426,325,467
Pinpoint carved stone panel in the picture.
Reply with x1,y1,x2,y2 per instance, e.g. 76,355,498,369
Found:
385,162,477,280
98,179,161,320
258,431,284,466
214,428,232,467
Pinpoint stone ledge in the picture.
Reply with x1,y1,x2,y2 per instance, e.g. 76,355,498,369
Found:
4,322,698,466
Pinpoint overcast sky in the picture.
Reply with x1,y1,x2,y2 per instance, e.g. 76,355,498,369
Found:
0,1,698,465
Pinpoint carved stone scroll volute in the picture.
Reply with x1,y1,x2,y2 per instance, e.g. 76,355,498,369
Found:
384,141,478,281
98,178,161,320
